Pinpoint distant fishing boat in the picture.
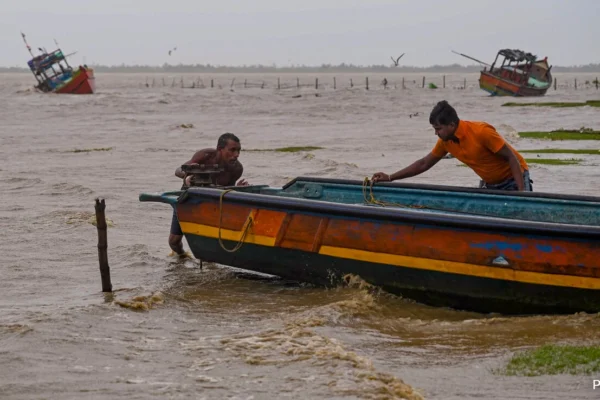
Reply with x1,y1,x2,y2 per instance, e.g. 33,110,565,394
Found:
453,49,552,96
140,176,600,315
21,33,95,94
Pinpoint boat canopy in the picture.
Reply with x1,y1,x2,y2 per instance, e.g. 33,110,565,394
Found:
27,50,65,73
497,49,537,63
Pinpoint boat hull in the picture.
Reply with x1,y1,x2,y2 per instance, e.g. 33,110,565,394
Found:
186,235,600,315
141,181,600,315
479,71,549,97
54,67,95,94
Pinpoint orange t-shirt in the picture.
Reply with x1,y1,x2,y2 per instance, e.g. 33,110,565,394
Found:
431,120,528,184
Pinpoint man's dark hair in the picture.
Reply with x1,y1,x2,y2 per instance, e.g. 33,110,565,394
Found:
429,100,459,125
217,132,240,149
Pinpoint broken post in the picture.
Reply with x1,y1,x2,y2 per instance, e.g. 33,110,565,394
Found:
94,198,112,292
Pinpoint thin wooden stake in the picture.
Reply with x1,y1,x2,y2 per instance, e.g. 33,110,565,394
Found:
422,76,425,88
366,77,369,90
94,198,112,293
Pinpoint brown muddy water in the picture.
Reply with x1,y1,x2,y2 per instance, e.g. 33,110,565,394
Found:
1,72,600,399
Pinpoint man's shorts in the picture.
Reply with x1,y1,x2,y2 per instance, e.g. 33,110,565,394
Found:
170,208,183,235
479,170,533,191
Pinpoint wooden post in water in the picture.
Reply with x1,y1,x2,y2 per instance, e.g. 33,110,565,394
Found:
596,77,598,90
366,77,369,90
315,78,318,89
162,77,165,86
94,198,112,293
152,78,155,87
350,78,353,88
402,77,405,89
463,78,467,89
333,77,336,90
422,76,425,88
244,79,247,88
277,77,280,90
554,78,557,90
575,79,577,90
443,75,445,89
211,79,214,88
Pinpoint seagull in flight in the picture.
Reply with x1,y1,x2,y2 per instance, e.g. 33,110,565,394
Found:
390,53,405,66
168,46,178,56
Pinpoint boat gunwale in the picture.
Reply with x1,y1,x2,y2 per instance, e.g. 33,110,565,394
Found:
283,176,600,203
181,186,600,239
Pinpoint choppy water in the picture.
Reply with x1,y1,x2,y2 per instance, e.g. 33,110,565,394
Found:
1,72,600,399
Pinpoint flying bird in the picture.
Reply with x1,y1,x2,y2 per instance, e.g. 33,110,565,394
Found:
390,53,405,66
168,46,178,56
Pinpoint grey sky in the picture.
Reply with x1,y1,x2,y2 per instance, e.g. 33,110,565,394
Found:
1,0,597,67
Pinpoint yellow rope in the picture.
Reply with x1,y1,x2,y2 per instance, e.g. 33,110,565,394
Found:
218,189,253,253
362,177,426,209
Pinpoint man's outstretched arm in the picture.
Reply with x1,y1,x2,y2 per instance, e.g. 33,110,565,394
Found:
372,152,443,183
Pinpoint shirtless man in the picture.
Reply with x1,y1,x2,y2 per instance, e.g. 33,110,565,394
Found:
169,132,248,256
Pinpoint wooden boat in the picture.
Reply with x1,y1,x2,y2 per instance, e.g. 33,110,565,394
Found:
139,177,600,315
21,33,95,94
454,49,552,96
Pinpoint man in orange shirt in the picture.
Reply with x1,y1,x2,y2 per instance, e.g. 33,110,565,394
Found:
371,100,532,191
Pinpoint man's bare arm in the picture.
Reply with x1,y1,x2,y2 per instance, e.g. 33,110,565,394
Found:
372,152,443,183
496,145,524,191
174,150,213,179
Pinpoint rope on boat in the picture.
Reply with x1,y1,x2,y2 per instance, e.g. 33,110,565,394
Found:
218,189,253,253
361,177,426,209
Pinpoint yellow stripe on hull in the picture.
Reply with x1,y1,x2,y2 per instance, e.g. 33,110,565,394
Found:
181,222,600,290
179,222,276,247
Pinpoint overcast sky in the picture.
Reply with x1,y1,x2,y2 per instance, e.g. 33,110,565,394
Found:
1,0,597,67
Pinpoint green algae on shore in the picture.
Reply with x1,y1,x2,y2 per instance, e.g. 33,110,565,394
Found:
502,344,600,376
519,149,600,155
245,146,324,153
524,158,582,165
502,100,600,108
68,147,114,153
518,129,600,141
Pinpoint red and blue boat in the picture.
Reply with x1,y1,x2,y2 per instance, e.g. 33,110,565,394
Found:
140,177,600,314
21,33,95,94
